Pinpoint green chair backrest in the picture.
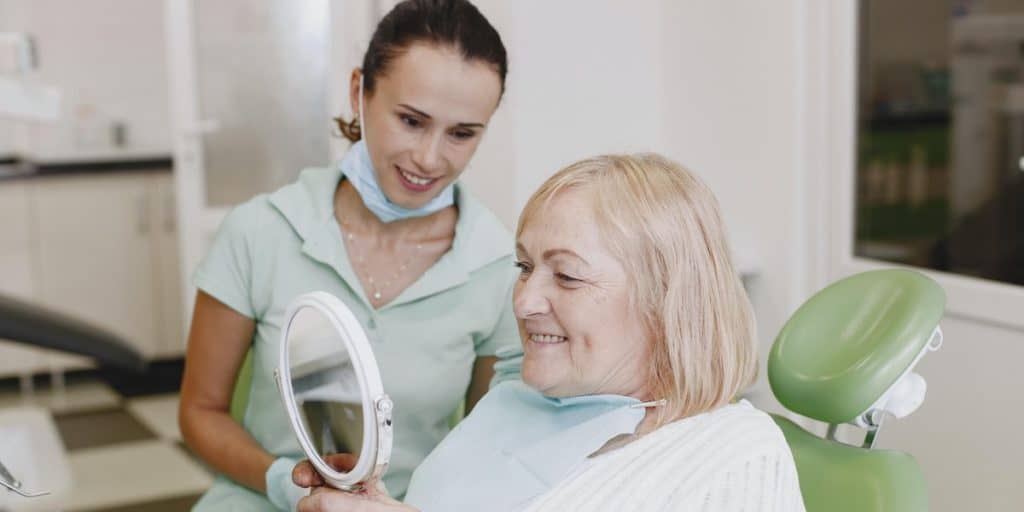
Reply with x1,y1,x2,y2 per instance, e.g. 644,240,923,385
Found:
768,269,945,512
772,415,928,512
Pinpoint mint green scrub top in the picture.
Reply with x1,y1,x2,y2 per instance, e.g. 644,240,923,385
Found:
190,167,519,511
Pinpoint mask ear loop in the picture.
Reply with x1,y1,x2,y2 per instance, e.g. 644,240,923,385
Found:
631,399,667,409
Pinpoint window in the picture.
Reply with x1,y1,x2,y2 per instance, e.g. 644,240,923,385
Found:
856,1,1024,287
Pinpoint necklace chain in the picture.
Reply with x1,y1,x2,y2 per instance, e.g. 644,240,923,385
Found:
340,220,426,305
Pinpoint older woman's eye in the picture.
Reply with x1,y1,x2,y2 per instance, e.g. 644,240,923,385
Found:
555,273,581,284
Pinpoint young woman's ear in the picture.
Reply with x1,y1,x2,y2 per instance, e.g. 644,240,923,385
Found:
348,68,363,124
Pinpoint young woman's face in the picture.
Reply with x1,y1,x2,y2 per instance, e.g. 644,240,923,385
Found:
350,43,503,209
513,188,653,399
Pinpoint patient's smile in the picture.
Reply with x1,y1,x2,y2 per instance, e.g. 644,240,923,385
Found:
529,333,568,344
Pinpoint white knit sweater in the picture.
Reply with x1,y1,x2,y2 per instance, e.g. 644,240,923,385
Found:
523,400,806,512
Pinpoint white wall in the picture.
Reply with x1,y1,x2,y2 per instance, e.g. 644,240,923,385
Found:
0,0,26,155
468,0,802,390
464,0,669,230
659,2,803,399
875,315,1024,511
1,0,170,159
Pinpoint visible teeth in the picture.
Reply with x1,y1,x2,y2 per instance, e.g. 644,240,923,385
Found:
530,333,568,344
400,169,435,186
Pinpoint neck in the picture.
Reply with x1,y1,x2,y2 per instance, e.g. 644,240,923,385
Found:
625,385,666,436
635,408,662,436
335,179,454,239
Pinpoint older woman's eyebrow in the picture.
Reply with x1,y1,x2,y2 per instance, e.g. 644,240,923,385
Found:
542,248,589,265
398,103,485,128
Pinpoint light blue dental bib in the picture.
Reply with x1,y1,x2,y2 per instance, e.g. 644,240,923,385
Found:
403,380,646,511
339,140,455,224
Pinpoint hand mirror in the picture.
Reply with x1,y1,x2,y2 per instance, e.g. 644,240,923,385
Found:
275,292,393,490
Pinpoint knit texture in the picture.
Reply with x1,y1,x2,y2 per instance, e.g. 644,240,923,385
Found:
524,401,806,511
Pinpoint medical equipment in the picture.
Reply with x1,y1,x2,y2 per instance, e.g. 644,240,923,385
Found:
0,293,143,510
769,269,945,512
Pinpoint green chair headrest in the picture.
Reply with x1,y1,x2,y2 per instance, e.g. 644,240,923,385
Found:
769,269,945,424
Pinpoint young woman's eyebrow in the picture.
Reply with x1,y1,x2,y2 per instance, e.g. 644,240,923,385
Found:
398,103,485,128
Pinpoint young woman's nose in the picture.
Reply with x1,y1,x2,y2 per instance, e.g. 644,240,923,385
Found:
412,132,445,175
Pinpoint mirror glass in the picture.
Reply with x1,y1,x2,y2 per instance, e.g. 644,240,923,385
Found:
287,305,366,465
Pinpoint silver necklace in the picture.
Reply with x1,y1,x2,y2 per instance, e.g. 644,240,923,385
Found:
340,220,426,304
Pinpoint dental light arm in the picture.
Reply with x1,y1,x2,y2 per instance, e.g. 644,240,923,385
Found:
0,293,144,371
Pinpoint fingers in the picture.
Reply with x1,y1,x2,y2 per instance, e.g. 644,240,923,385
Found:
322,453,358,472
296,490,337,512
292,460,324,488
292,454,359,488
297,488,363,512
297,486,413,512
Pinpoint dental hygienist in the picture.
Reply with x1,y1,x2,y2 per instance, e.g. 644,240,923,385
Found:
178,1,517,510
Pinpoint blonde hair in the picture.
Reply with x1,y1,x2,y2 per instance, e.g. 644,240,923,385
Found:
517,154,758,426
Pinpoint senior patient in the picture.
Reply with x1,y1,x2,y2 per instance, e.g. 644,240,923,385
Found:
293,154,806,511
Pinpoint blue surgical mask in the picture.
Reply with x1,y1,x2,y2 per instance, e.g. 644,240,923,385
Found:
339,77,455,224
403,380,662,511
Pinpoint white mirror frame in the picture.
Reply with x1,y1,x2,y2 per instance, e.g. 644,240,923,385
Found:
275,291,393,490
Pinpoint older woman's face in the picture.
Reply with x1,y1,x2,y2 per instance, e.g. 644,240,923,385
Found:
514,188,652,399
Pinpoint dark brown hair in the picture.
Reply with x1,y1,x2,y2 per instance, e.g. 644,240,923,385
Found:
336,0,508,142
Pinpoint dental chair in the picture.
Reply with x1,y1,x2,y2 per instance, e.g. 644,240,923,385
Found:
0,293,144,511
768,269,944,512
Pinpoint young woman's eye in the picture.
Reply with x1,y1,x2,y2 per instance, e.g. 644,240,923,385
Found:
451,129,475,140
399,114,422,128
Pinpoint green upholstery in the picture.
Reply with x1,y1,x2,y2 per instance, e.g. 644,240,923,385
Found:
448,399,466,429
769,269,944,424
772,416,928,512
229,349,254,423
769,269,945,512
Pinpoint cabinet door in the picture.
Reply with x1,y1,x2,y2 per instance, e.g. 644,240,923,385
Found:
151,174,185,358
0,182,45,377
32,173,160,364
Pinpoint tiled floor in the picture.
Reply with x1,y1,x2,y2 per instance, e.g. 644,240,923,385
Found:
0,376,213,511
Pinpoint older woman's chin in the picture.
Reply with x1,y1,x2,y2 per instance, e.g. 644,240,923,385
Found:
521,368,570,398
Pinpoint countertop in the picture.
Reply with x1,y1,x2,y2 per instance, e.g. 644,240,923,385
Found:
0,153,172,182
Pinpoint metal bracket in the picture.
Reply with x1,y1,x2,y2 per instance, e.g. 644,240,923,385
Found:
861,409,887,449
0,459,49,498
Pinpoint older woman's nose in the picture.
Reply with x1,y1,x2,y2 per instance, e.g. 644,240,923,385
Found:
513,275,551,318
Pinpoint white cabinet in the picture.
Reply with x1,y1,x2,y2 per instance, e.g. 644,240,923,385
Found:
33,173,161,364
0,171,184,377
151,174,185,358
0,183,46,377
